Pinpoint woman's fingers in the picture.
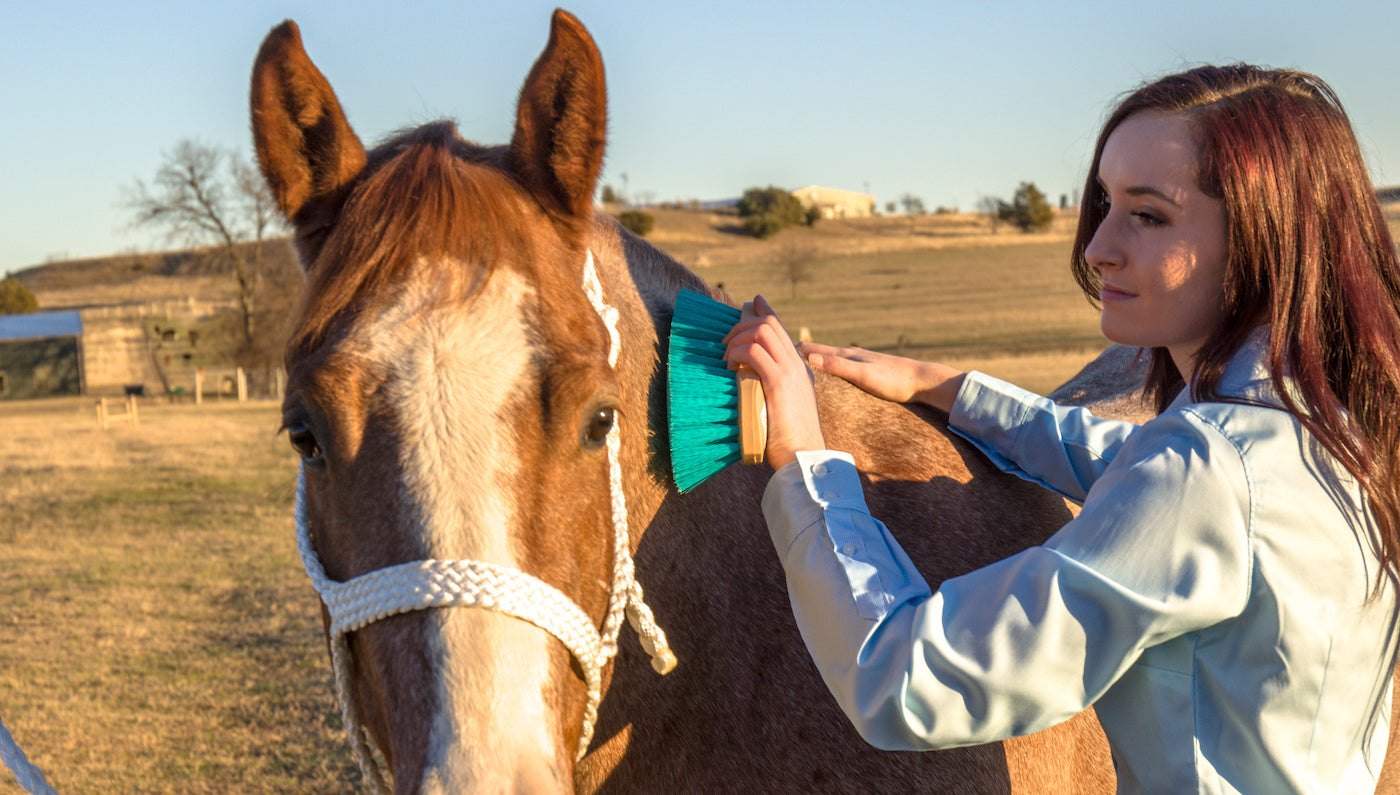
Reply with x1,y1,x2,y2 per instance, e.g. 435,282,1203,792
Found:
798,341,839,356
805,348,870,385
722,302,761,343
725,319,798,372
753,294,780,320
725,334,782,389
721,295,781,344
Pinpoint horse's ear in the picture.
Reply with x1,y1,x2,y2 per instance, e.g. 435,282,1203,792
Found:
509,10,607,223
250,20,367,222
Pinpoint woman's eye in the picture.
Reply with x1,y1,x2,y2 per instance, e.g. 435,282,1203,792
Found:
1133,211,1164,226
287,420,323,464
582,406,616,448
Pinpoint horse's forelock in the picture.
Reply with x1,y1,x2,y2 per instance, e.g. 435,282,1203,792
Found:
287,121,539,361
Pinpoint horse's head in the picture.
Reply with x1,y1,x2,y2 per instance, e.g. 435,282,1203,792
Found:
251,11,657,791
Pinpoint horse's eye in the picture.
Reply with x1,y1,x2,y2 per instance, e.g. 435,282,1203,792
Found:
288,420,323,464
583,406,616,449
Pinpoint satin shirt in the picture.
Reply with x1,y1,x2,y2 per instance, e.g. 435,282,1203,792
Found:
761,336,1397,793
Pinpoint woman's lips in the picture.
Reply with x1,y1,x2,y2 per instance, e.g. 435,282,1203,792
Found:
1100,285,1137,302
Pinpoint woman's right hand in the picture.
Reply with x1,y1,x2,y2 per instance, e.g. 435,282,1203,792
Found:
800,342,967,413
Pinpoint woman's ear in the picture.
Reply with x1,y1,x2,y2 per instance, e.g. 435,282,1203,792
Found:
249,20,367,223
508,10,607,224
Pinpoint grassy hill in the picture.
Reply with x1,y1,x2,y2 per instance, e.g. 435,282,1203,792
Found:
10,240,299,310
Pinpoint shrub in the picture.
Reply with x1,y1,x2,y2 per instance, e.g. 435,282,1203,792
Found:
803,206,822,227
743,215,785,239
737,186,807,238
0,277,38,315
617,210,655,237
1008,182,1055,232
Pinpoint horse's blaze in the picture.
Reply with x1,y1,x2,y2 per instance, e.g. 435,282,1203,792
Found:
349,264,572,784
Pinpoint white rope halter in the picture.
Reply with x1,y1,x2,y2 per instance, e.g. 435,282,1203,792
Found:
295,250,676,792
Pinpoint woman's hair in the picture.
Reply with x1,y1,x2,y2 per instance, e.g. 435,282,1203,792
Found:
1070,64,1400,590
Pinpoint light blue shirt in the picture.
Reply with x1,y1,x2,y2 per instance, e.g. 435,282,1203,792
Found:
762,333,1398,793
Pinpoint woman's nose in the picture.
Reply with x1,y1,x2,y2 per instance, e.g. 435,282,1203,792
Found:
1084,218,1122,273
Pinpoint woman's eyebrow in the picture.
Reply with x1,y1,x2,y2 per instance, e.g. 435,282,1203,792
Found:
1097,177,1182,208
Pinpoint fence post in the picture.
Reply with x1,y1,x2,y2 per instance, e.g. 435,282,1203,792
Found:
274,368,286,401
127,394,139,426
236,367,248,403
195,368,204,406
96,398,108,430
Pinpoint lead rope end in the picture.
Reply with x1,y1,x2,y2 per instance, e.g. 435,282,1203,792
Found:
625,581,677,675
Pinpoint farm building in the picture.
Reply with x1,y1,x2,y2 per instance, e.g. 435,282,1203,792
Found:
791,185,877,219
0,310,85,399
77,298,224,396
0,298,239,399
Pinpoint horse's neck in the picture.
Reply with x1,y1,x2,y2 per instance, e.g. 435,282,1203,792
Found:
581,226,1082,785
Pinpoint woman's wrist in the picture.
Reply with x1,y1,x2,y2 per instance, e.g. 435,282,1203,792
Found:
911,363,967,413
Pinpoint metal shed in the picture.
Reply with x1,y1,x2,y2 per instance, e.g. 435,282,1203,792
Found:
0,310,84,399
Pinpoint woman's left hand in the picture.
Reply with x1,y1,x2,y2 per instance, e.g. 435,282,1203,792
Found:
722,294,826,471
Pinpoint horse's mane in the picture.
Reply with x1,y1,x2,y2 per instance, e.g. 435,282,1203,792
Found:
289,121,531,356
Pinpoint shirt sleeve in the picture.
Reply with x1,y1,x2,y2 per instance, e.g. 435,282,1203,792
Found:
947,371,1141,503
761,407,1252,751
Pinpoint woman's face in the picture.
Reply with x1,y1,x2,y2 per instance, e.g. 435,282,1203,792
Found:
1085,111,1229,369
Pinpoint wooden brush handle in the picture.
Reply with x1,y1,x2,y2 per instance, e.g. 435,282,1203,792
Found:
737,366,767,465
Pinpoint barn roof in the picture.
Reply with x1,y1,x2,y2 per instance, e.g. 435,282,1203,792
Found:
0,310,83,342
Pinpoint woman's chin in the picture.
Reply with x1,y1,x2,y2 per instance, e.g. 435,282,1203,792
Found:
1100,313,1151,349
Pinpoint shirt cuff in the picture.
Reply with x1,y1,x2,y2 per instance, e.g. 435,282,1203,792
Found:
762,450,872,555
948,371,1039,464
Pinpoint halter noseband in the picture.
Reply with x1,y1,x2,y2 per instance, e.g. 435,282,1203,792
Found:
294,251,675,792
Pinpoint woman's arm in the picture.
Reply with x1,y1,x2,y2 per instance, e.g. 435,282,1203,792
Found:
946,372,1140,503
761,408,1252,750
799,343,1140,503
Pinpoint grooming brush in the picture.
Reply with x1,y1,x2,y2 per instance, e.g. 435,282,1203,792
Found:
667,289,769,493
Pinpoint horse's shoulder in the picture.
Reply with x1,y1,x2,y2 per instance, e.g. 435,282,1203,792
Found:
1050,344,1152,422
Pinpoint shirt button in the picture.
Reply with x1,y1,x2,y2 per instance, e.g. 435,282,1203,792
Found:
840,543,859,556
812,462,829,477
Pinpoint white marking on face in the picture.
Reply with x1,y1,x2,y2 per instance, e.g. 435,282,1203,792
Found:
350,259,564,783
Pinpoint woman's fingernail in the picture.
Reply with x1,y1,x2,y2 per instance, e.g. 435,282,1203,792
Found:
808,354,823,368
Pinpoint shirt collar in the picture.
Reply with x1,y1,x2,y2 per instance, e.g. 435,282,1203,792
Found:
1169,326,1285,410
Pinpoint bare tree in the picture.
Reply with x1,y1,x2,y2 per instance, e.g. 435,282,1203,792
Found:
126,140,284,354
772,241,817,300
977,195,1005,233
899,193,926,215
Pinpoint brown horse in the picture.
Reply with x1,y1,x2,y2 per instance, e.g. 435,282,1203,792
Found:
250,10,1156,792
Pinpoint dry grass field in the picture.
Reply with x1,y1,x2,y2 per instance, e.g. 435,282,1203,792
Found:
0,400,353,793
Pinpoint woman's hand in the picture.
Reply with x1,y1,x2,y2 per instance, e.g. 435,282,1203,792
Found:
799,343,967,413
722,295,826,471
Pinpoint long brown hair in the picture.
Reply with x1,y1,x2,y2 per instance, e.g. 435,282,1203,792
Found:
1071,64,1400,589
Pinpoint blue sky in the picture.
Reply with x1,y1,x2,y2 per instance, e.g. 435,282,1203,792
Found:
3,1,1397,273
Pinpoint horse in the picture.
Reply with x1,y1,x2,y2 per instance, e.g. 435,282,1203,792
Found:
251,10,1158,792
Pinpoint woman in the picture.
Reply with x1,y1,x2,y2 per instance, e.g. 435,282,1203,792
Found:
723,65,1400,792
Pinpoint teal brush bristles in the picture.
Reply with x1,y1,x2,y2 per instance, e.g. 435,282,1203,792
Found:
668,289,744,493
